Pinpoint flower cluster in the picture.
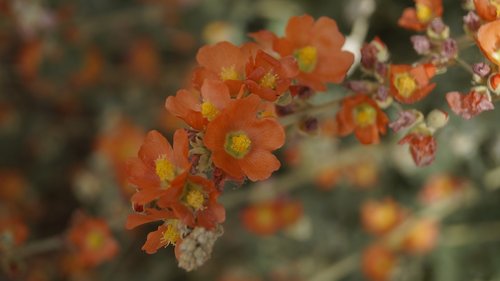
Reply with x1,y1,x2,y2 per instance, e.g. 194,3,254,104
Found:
126,14,354,270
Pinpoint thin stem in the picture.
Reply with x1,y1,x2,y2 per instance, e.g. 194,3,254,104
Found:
454,57,475,75
14,235,64,259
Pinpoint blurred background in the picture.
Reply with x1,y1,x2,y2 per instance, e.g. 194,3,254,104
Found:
1,0,500,280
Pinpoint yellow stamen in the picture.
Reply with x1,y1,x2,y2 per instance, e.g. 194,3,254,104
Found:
155,156,175,182
354,104,377,127
294,46,318,73
220,65,239,81
201,101,219,121
160,221,180,246
259,71,278,89
492,0,500,17
416,3,432,23
85,230,104,250
224,132,252,158
393,72,417,98
186,189,205,211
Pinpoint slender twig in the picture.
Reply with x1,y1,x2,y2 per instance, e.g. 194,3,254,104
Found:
13,235,64,259
454,57,475,75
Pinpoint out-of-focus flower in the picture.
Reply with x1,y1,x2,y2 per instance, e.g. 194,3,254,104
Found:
477,19,500,66
241,200,303,236
398,130,437,166
362,244,397,281
388,64,436,104
419,174,465,204
203,21,237,45
204,95,285,181
474,0,500,21
66,213,118,267
127,39,160,82
344,160,379,189
361,198,404,236
401,219,439,254
398,0,443,31
273,15,354,91
446,87,494,119
0,170,27,206
335,94,389,145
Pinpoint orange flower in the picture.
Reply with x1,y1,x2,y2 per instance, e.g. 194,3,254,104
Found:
204,95,285,181
477,19,500,66
125,207,183,254
402,219,439,254
165,79,232,130
194,41,259,94
67,213,118,267
388,64,436,104
362,244,397,281
241,200,302,236
335,94,389,145
419,174,464,204
361,198,404,236
158,175,225,230
398,0,443,31
273,15,354,91
474,0,500,21
127,129,190,205
245,50,298,101
95,117,144,193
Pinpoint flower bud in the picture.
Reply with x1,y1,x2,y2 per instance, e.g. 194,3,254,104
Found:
463,11,481,33
411,35,431,55
488,72,500,96
427,18,449,40
426,109,449,130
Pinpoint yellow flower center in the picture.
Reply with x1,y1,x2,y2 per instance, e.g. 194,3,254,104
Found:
160,221,180,246
201,101,219,121
155,156,175,182
492,0,500,17
220,65,239,81
354,103,377,127
259,71,278,89
393,72,417,98
416,3,432,23
294,46,318,73
85,230,104,250
224,132,252,159
185,189,205,210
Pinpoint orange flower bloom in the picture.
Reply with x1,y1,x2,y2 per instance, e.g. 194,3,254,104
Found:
398,0,443,31
158,174,225,230
362,244,397,281
67,213,118,267
241,200,303,236
477,19,500,66
361,198,404,236
273,15,354,91
388,64,436,104
419,174,464,204
0,214,28,250
335,94,389,145
194,41,259,94
204,95,285,181
402,219,439,254
474,0,500,21
245,50,298,101
398,131,437,167
127,129,190,205
165,79,232,130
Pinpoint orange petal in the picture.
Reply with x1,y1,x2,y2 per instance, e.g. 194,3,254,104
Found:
239,149,281,181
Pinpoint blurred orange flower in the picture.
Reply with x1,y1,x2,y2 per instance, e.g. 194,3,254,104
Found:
402,219,439,254
362,244,397,281
474,0,500,21
241,200,303,236
67,213,118,267
361,198,404,236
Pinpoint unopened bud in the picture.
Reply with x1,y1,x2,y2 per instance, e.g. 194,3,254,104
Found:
426,109,449,130
488,73,500,96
